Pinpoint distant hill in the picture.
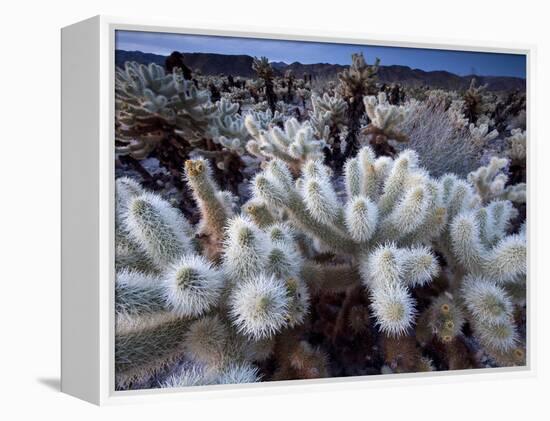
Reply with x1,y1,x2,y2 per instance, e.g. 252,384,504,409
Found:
115,50,166,68
115,49,526,92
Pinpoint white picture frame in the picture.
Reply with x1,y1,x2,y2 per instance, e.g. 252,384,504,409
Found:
61,15,534,405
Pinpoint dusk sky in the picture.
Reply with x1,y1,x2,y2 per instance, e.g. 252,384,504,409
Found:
116,30,526,78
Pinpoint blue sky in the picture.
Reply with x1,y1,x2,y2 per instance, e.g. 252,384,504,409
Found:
116,30,526,78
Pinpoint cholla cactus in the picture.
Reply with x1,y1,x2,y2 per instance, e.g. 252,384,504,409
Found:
215,362,261,384
253,148,447,254
115,269,166,319
463,78,493,123
251,148,449,335
115,311,190,388
115,163,311,388
123,192,194,267
362,92,410,156
338,53,379,98
447,99,469,129
245,108,283,131
208,98,248,154
161,363,211,388
469,122,499,146
116,61,253,193
364,93,409,135
310,93,348,142
115,140,527,388
163,254,224,317
360,244,439,336
229,274,290,340
245,116,326,173
424,89,459,109
462,276,519,354
252,56,277,112
506,128,527,163
222,215,270,281
310,92,349,166
338,53,380,156
184,158,233,252
449,205,526,284
467,157,526,204
116,61,216,156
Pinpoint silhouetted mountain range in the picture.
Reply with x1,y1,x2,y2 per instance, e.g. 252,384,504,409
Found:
115,49,526,92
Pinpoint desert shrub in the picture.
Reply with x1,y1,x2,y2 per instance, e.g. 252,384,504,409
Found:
397,100,481,177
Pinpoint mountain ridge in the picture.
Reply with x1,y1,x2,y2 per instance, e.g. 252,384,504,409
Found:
115,49,525,92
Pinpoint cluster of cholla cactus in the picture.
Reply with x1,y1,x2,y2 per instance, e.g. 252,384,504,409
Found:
361,92,410,156
244,115,326,174
115,141,526,389
114,50,527,390
310,93,348,145
116,62,215,155
115,61,251,192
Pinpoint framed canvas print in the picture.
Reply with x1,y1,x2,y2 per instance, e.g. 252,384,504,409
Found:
61,16,531,405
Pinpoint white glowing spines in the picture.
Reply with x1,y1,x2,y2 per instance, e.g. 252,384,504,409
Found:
467,157,509,203
163,254,224,318
439,174,479,224
252,158,357,254
222,215,308,336
223,215,270,282
214,362,261,384
370,282,417,337
357,146,379,199
506,128,526,162
450,207,526,284
484,234,527,283
161,364,210,388
462,277,513,326
115,312,189,388
472,321,518,353
343,157,362,198
251,159,294,208
115,176,145,225
361,244,439,336
265,240,302,280
388,185,430,235
123,192,194,266
378,150,418,215
344,196,378,242
400,246,440,287
461,277,518,352
115,269,165,318
229,274,290,340
363,245,415,336
362,243,402,287
184,315,228,367
302,175,340,226
160,361,261,388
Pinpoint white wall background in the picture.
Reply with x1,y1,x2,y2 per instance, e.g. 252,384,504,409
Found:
1,0,548,418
